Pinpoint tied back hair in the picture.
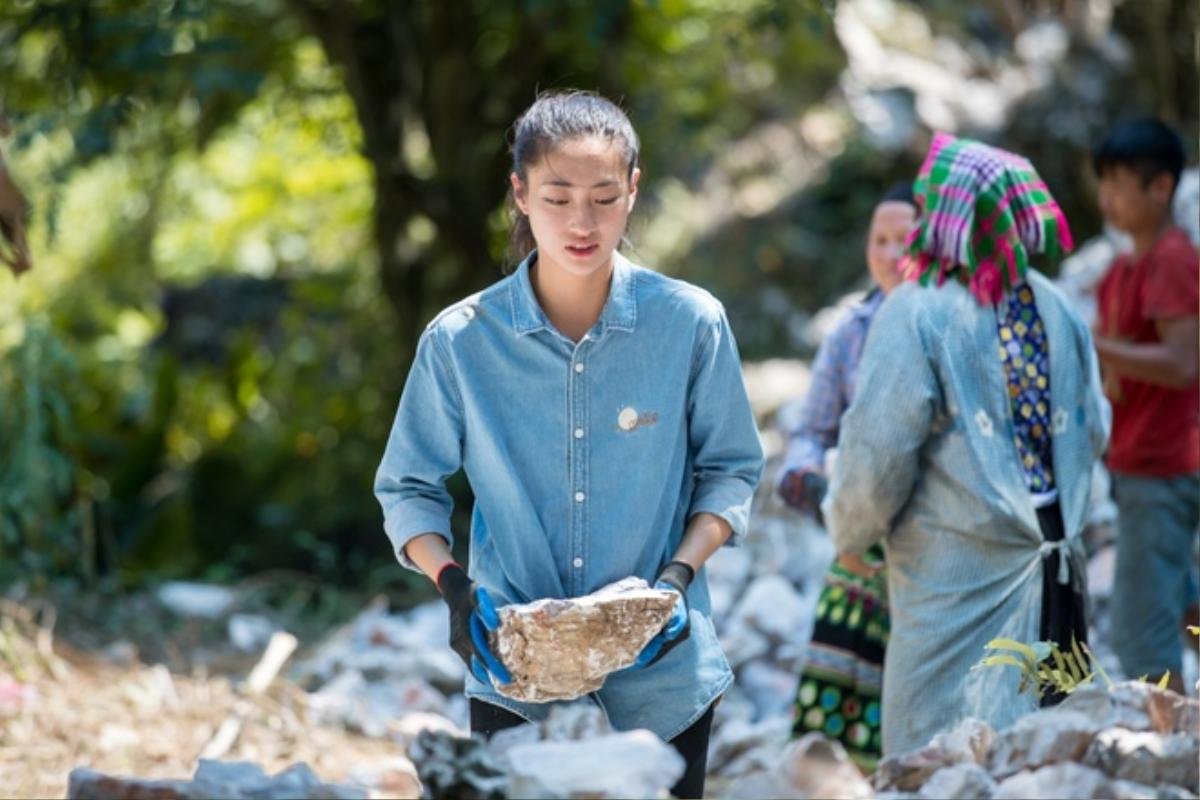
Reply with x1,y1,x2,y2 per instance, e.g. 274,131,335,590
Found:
506,90,640,269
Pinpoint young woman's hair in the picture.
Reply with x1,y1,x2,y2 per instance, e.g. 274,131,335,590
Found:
1092,118,1185,191
506,90,640,265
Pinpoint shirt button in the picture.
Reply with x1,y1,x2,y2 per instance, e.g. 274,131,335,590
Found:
573,557,584,568
574,491,586,503
574,362,585,373
574,428,584,439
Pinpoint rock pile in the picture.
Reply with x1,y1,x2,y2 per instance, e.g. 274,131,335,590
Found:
873,683,1199,799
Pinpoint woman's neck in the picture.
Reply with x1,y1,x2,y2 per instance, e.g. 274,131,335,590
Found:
530,254,613,343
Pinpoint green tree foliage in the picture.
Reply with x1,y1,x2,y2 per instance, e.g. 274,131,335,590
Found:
0,0,847,588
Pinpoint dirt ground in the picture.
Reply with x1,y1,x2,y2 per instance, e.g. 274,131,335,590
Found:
0,590,417,799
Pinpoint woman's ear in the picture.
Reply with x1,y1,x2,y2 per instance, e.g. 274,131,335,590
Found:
626,167,641,213
510,173,530,216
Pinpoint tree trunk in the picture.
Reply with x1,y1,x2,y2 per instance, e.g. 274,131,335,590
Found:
288,0,631,368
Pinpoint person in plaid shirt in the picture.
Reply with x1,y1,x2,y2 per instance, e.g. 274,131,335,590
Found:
777,181,916,770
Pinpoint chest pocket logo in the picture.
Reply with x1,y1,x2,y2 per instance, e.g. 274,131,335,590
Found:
617,406,659,432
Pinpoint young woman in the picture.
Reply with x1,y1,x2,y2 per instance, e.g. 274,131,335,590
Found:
374,91,763,798
777,182,917,770
824,134,1109,756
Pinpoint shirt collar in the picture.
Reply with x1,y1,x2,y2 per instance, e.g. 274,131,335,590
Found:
508,250,637,336
851,286,885,319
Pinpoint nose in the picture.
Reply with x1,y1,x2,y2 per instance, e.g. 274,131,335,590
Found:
568,202,597,235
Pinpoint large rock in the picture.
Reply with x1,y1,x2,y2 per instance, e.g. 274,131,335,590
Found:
68,761,366,800
491,578,677,703
992,762,1125,799
738,661,799,720
707,715,793,777
724,733,873,800
1082,728,1200,789
917,763,997,799
504,730,685,799
875,718,996,792
1059,683,1200,736
728,575,809,646
988,709,1098,778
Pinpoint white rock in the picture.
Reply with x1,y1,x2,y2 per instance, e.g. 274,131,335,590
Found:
917,762,997,799
993,762,1117,799
706,547,753,622
343,757,420,799
989,709,1098,778
730,574,809,645
157,581,238,619
707,715,792,776
228,614,280,652
929,717,996,766
719,623,771,671
505,730,685,800
726,733,872,800
739,661,799,721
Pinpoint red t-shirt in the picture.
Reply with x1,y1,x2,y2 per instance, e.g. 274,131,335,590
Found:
1096,227,1200,476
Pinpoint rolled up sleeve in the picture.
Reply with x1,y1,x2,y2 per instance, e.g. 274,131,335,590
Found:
374,326,464,571
825,288,937,555
686,307,765,546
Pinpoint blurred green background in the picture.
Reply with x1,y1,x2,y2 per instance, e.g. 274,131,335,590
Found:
0,0,1195,596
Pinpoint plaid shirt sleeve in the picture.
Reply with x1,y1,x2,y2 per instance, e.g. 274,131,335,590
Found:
777,317,858,504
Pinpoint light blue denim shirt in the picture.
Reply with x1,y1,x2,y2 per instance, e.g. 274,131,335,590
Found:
374,251,764,739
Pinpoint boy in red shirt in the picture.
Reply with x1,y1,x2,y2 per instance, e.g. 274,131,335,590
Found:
1093,119,1199,693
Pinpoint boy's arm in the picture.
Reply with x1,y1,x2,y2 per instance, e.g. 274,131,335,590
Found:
1095,317,1199,388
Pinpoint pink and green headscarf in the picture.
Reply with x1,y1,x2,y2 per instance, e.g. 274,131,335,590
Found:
900,133,1074,304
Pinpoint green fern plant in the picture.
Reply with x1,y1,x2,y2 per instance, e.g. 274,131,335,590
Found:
974,636,1112,699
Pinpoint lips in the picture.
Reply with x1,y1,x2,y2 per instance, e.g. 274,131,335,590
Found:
566,243,599,258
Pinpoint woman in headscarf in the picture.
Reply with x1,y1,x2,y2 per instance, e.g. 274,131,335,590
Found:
823,133,1110,756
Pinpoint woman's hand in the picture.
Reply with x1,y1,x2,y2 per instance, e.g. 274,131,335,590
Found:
836,552,881,578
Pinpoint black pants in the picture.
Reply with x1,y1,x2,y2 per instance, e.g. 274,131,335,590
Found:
1036,501,1089,707
470,699,715,799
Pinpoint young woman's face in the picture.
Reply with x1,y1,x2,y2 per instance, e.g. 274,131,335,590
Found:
511,135,639,280
866,200,917,293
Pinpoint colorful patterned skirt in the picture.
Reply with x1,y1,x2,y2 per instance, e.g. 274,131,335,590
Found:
792,543,889,770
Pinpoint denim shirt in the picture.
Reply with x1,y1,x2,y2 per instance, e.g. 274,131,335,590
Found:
374,251,764,739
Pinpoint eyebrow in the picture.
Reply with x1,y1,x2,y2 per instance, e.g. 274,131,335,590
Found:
543,179,619,188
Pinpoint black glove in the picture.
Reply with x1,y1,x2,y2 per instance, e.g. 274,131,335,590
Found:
633,561,694,668
437,564,511,685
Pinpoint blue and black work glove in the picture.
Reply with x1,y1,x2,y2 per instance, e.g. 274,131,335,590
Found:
437,563,512,686
633,561,695,668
